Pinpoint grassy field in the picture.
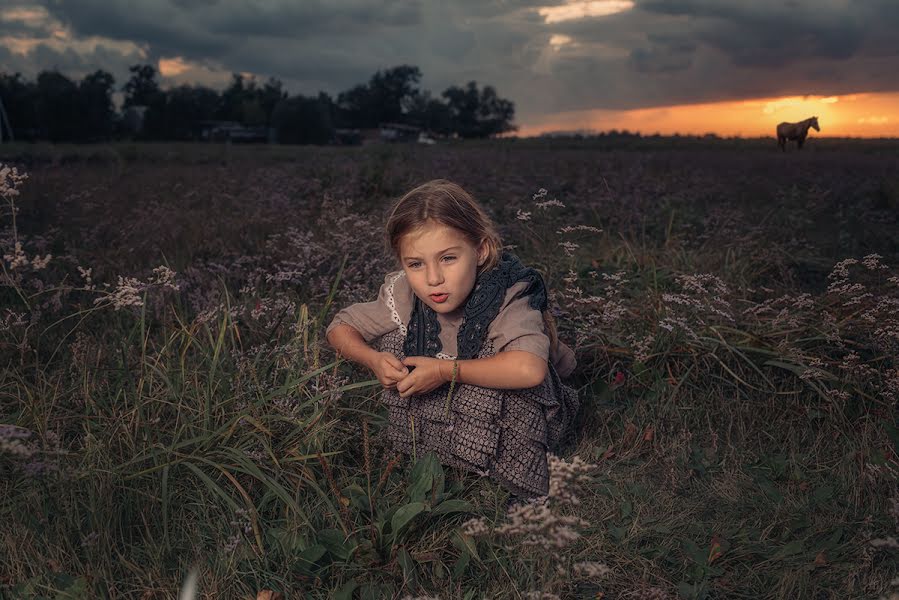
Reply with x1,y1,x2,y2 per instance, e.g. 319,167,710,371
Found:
1,139,897,599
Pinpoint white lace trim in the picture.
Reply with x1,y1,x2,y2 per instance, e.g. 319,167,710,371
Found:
385,271,408,336
386,271,458,359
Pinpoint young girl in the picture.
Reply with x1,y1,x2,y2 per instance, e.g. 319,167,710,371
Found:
326,179,579,498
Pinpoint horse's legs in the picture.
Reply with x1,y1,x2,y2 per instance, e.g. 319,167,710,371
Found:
778,136,786,151
797,137,805,150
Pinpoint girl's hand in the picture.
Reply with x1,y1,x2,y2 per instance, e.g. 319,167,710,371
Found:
368,352,409,389
397,356,451,398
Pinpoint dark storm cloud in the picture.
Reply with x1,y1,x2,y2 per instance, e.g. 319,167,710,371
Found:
0,41,145,82
40,0,422,48
0,17,53,40
3,0,898,123
637,0,865,66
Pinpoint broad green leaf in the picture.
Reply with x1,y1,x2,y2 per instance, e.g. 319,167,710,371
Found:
453,552,471,579
333,581,358,600
318,529,357,562
407,451,443,503
773,539,805,559
452,531,480,562
397,547,418,587
682,538,707,566
812,485,834,505
391,502,426,537
296,544,327,572
432,499,474,515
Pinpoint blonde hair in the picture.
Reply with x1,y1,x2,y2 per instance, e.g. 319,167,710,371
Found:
386,179,559,354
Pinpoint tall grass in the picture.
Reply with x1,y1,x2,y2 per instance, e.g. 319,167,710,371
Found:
1,141,897,599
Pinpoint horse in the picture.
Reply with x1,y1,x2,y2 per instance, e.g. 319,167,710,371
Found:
776,116,820,151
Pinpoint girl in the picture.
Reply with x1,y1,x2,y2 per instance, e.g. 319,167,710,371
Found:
326,179,579,498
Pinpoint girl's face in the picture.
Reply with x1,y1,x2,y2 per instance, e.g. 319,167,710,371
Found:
398,220,488,316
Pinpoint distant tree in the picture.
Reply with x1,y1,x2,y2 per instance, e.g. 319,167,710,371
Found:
405,90,452,135
272,92,334,144
35,71,81,141
442,81,516,138
259,77,288,125
164,85,220,139
123,64,162,108
337,65,422,128
218,74,286,126
218,73,249,122
79,70,116,140
0,72,39,140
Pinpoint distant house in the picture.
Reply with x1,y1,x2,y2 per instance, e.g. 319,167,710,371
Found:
199,121,274,143
379,122,420,143
346,123,437,145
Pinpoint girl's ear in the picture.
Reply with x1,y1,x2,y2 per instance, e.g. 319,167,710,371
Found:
477,239,489,266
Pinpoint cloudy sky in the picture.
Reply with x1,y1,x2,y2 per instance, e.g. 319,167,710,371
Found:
2,0,898,136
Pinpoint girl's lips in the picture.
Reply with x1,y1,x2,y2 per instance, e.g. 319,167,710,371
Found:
430,293,449,304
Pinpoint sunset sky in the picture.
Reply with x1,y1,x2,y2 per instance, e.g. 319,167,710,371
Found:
2,0,898,137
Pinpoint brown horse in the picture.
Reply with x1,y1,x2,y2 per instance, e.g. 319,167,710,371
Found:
776,116,820,151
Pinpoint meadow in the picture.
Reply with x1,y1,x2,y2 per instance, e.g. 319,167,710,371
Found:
1,137,897,599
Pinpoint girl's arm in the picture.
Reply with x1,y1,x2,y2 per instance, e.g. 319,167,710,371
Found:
326,323,379,369
453,351,548,389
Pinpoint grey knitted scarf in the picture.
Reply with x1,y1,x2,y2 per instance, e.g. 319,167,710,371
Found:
403,252,548,360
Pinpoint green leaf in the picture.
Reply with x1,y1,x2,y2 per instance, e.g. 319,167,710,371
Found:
453,552,471,579
608,525,627,542
682,538,707,566
391,502,426,537
407,451,443,503
812,485,834,505
432,499,474,515
773,539,805,559
620,499,633,520
821,527,843,550
452,531,480,562
267,528,304,555
295,544,327,573
333,581,358,600
318,529,357,562
397,547,418,587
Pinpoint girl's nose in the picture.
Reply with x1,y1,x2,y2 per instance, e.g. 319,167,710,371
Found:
426,266,444,286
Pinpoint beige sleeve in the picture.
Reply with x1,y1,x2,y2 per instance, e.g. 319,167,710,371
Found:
488,281,551,361
326,271,412,343
550,340,577,378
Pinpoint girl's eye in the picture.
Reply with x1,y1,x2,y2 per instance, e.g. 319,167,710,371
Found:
408,255,456,269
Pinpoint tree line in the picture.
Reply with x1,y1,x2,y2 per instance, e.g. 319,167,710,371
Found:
0,64,516,144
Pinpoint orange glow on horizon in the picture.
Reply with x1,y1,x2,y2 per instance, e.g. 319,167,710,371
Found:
519,92,899,138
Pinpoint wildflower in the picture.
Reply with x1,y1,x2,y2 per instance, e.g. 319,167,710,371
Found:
3,241,28,270
558,241,579,257
516,209,532,221
150,265,179,290
77,266,95,290
96,276,144,310
536,198,566,209
571,561,611,578
556,225,602,234
0,424,34,458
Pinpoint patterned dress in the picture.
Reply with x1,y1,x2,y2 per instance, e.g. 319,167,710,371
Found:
328,262,580,497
